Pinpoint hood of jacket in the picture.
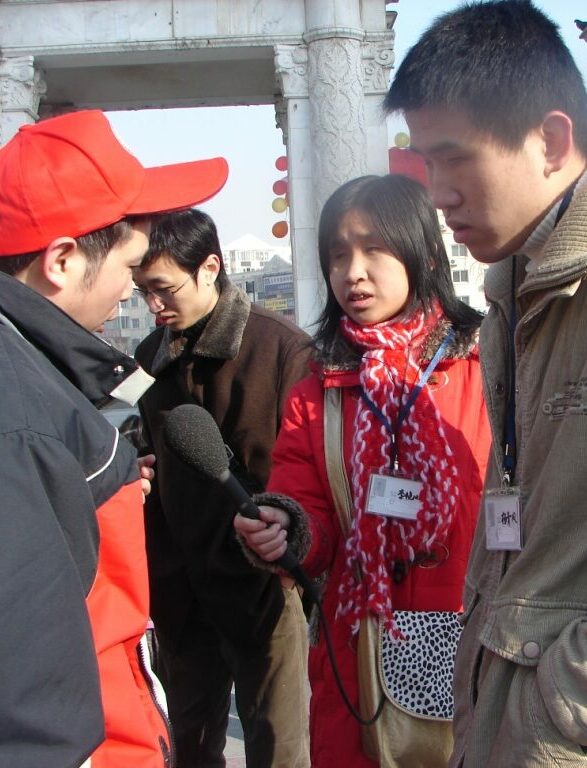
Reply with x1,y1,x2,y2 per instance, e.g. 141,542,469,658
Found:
0,271,140,407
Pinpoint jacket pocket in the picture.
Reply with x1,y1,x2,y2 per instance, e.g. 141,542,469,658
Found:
524,665,587,763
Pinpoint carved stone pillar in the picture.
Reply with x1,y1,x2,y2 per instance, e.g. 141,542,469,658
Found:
306,32,367,214
274,1,393,330
274,43,320,330
0,56,46,145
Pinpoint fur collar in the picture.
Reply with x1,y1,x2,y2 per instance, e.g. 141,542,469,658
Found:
315,316,479,374
150,282,251,376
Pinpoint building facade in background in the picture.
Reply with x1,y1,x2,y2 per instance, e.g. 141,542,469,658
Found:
439,212,488,313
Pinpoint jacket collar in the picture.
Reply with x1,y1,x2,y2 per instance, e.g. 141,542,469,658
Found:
520,180,587,295
0,271,140,407
486,181,587,306
150,281,251,375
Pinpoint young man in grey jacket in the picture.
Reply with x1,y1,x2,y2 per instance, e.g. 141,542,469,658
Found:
385,1,587,766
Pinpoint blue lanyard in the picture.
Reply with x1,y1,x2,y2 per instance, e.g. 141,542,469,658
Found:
503,258,517,485
361,328,455,471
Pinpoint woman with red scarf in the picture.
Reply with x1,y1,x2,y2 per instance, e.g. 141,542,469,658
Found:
235,174,490,768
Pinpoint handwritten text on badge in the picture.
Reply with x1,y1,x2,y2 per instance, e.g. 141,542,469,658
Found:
366,474,423,520
484,490,522,551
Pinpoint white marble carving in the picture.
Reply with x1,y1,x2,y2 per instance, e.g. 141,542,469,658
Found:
0,56,47,144
308,37,367,211
274,44,309,99
362,35,395,93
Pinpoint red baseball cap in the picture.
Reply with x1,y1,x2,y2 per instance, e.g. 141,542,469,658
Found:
0,110,229,256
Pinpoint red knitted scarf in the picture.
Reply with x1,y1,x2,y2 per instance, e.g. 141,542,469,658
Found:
336,305,458,635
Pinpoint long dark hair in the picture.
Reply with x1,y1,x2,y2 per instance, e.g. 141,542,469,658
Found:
314,174,483,350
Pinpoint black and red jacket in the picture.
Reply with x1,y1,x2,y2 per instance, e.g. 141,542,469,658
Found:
0,272,171,768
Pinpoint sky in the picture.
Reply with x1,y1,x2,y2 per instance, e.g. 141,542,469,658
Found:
107,0,587,248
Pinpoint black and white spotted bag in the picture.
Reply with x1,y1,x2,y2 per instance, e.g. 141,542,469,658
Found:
378,610,463,720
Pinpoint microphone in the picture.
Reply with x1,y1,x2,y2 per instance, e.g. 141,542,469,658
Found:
163,403,314,589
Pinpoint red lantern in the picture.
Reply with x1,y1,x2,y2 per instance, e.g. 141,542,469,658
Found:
275,155,288,172
272,178,288,196
272,221,289,238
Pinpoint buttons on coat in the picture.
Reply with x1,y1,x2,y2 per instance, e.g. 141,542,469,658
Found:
522,641,541,659
495,382,505,395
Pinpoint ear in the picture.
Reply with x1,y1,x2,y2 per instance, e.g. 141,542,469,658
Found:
541,111,575,176
39,237,81,290
200,254,221,286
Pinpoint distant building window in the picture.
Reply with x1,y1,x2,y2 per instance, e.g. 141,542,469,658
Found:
452,269,469,282
131,296,139,307
132,318,140,329
120,316,130,329
460,296,470,305
451,244,468,258
120,300,129,308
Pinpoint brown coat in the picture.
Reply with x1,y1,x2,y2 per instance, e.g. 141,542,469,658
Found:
135,282,311,652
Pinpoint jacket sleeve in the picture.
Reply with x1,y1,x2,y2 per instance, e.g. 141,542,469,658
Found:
0,429,104,767
537,618,587,745
267,377,342,579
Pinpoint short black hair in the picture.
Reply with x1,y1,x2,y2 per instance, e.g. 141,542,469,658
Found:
0,217,142,286
143,208,228,288
385,0,587,156
314,174,482,350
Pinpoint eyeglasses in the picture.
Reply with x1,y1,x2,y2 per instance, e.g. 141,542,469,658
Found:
133,270,196,304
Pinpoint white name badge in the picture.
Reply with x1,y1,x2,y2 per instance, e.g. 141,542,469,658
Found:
484,488,522,551
109,366,155,406
366,473,423,521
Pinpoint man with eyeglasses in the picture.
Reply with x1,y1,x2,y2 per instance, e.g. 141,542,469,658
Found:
133,208,312,768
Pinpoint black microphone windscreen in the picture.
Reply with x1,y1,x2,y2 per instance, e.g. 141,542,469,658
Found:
163,404,229,482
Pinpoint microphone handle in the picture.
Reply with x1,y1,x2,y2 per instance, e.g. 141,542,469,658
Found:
219,470,308,577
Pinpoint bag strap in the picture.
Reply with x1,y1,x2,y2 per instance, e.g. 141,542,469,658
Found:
324,387,387,725
323,387,354,537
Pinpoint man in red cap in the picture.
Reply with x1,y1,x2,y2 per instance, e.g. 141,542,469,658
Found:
0,109,228,768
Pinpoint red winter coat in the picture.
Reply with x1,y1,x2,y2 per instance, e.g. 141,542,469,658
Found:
266,325,490,768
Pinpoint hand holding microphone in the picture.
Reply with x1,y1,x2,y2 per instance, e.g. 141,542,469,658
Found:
163,404,314,589
233,504,291,564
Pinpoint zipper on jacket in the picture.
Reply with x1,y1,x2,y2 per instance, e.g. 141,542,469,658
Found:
137,634,176,768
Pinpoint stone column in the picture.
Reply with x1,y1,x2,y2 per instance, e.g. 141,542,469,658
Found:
274,0,393,330
0,56,46,145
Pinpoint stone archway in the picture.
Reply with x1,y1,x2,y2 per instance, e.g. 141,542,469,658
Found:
0,0,395,328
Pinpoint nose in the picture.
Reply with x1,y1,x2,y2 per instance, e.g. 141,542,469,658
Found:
427,167,462,214
119,274,134,303
144,292,165,313
344,251,368,284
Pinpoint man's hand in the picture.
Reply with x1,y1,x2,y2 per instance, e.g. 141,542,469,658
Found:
137,454,156,502
234,505,290,562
